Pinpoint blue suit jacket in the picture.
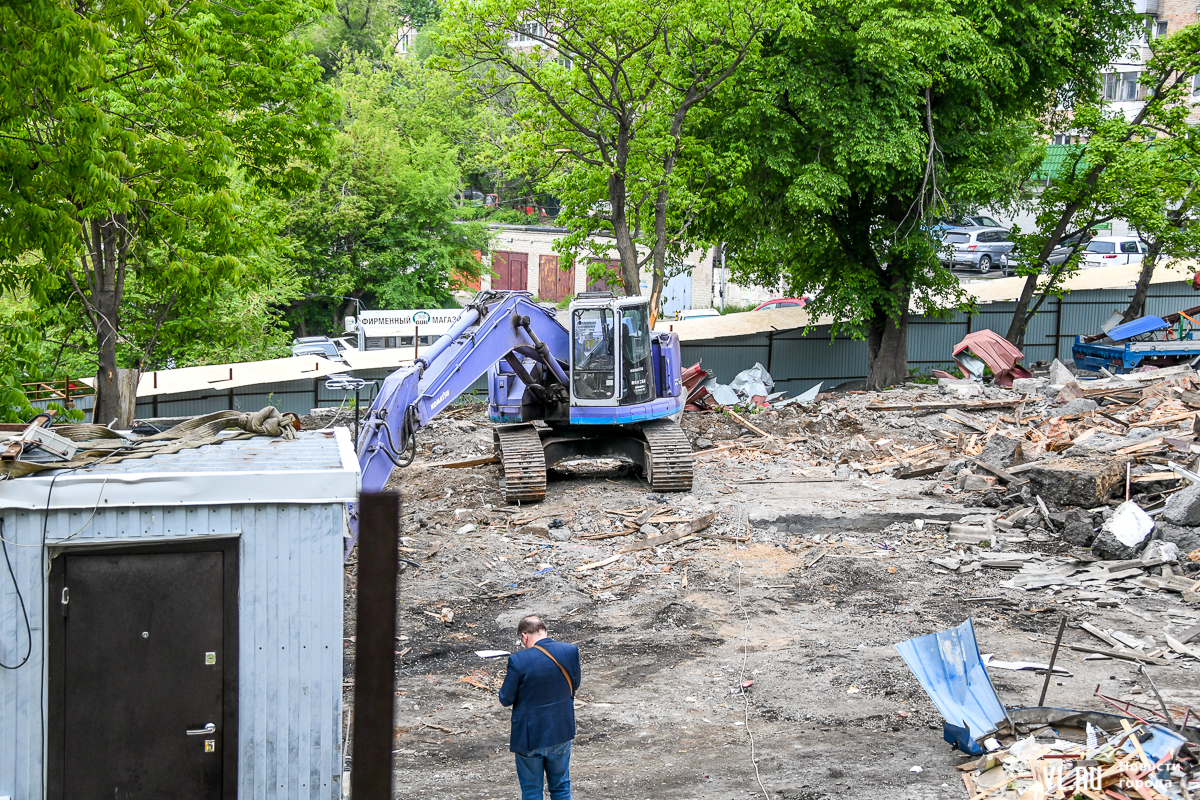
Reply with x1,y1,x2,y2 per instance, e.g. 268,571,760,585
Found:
498,638,581,753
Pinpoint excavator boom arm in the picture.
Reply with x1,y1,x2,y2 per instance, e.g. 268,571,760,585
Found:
356,292,568,498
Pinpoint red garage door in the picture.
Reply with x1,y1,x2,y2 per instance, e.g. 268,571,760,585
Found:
587,258,623,292
493,251,529,291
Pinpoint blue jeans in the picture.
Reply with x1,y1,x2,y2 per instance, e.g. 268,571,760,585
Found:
514,740,571,800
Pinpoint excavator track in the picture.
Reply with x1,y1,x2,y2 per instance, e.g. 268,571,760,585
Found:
493,424,547,503
641,419,693,493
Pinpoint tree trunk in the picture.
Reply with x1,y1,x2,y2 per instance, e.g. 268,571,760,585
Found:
84,213,131,426
609,130,641,297
865,307,909,390
95,367,141,428
1121,240,1164,323
865,265,910,390
1005,273,1041,350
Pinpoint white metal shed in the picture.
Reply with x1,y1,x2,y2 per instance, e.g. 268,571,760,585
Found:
0,427,358,800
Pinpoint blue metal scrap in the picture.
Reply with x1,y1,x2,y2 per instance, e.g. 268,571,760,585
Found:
896,619,1009,755
1106,315,1168,342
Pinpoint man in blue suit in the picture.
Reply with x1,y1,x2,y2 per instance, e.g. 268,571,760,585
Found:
498,615,582,800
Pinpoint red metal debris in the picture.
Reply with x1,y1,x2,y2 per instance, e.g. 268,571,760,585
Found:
952,330,1033,387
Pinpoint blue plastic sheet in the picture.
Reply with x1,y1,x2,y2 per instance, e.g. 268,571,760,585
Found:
895,619,1008,755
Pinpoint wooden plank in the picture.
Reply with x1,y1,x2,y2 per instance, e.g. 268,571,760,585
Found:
697,533,750,543
1037,640,1170,665
618,512,715,554
941,409,991,433
726,409,772,438
414,454,500,469
576,554,622,572
866,399,1026,412
968,457,1028,485
1081,622,1124,649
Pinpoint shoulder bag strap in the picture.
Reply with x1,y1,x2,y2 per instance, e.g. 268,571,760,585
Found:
531,644,574,698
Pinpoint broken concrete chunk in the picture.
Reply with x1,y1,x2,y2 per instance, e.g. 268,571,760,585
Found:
1103,500,1153,548
1012,376,1048,394
959,474,997,492
979,436,1022,469
1024,457,1124,507
1141,539,1179,567
1049,398,1098,418
1161,482,1200,527
519,523,551,538
549,526,573,541
1155,523,1200,557
1091,529,1143,562
942,382,983,399
1060,509,1096,547
1048,358,1075,386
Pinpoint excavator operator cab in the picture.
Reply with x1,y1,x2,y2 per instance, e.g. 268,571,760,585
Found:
569,292,655,407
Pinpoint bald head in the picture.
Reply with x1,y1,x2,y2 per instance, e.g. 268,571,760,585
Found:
517,615,548,648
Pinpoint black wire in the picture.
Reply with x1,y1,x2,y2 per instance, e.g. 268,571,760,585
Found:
0,518,31,670
378,412,417,468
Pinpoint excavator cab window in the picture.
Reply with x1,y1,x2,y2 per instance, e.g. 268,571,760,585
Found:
619,304,654,404
572,307,616,400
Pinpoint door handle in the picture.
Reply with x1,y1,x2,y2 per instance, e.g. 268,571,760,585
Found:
187,723,216,735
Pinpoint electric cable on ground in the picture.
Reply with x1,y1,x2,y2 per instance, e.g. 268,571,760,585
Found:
733,512,770,800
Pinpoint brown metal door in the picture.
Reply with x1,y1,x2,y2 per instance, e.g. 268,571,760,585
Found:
538,255,574,301
509,252,528,291
558,258,575,299
48,541,239,800
587,258,623,292
493,251,528,291
493,251,512,290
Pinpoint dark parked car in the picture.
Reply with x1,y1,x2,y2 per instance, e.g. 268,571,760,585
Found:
939,227,1013,274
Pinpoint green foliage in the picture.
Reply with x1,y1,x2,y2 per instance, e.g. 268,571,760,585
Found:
701,0,1137,386
437,0,790,314
717,302,758,315
284,51,490,335
0,0,336,424
1004,22,1200,342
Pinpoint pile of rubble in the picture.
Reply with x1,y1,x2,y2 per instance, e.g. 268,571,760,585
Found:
960,719,1198,799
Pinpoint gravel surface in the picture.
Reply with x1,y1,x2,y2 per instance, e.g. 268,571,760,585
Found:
332,383,1200,799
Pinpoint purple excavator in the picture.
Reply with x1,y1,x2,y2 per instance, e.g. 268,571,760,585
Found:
355,290,693,511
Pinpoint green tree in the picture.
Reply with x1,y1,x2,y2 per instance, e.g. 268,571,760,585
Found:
699,0,1135,389
1004,24,1200,343
437,0,785,319
0,0,336,425
285,51,488,334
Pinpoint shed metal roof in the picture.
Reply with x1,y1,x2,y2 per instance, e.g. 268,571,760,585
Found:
0,428,360,510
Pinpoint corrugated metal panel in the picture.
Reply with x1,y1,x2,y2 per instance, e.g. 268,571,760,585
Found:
1,430,359,511
1105,315,1168,341
0,503,344,800
678,281,1200,387
133,368,486,419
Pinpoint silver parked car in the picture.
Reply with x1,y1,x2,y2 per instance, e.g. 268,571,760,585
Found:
939,227,1014,274
291,336,347,363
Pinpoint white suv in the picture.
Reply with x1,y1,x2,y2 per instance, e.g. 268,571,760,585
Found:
1082,236,1148,266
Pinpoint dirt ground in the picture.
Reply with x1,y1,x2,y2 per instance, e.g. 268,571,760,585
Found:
332,383,1200,799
